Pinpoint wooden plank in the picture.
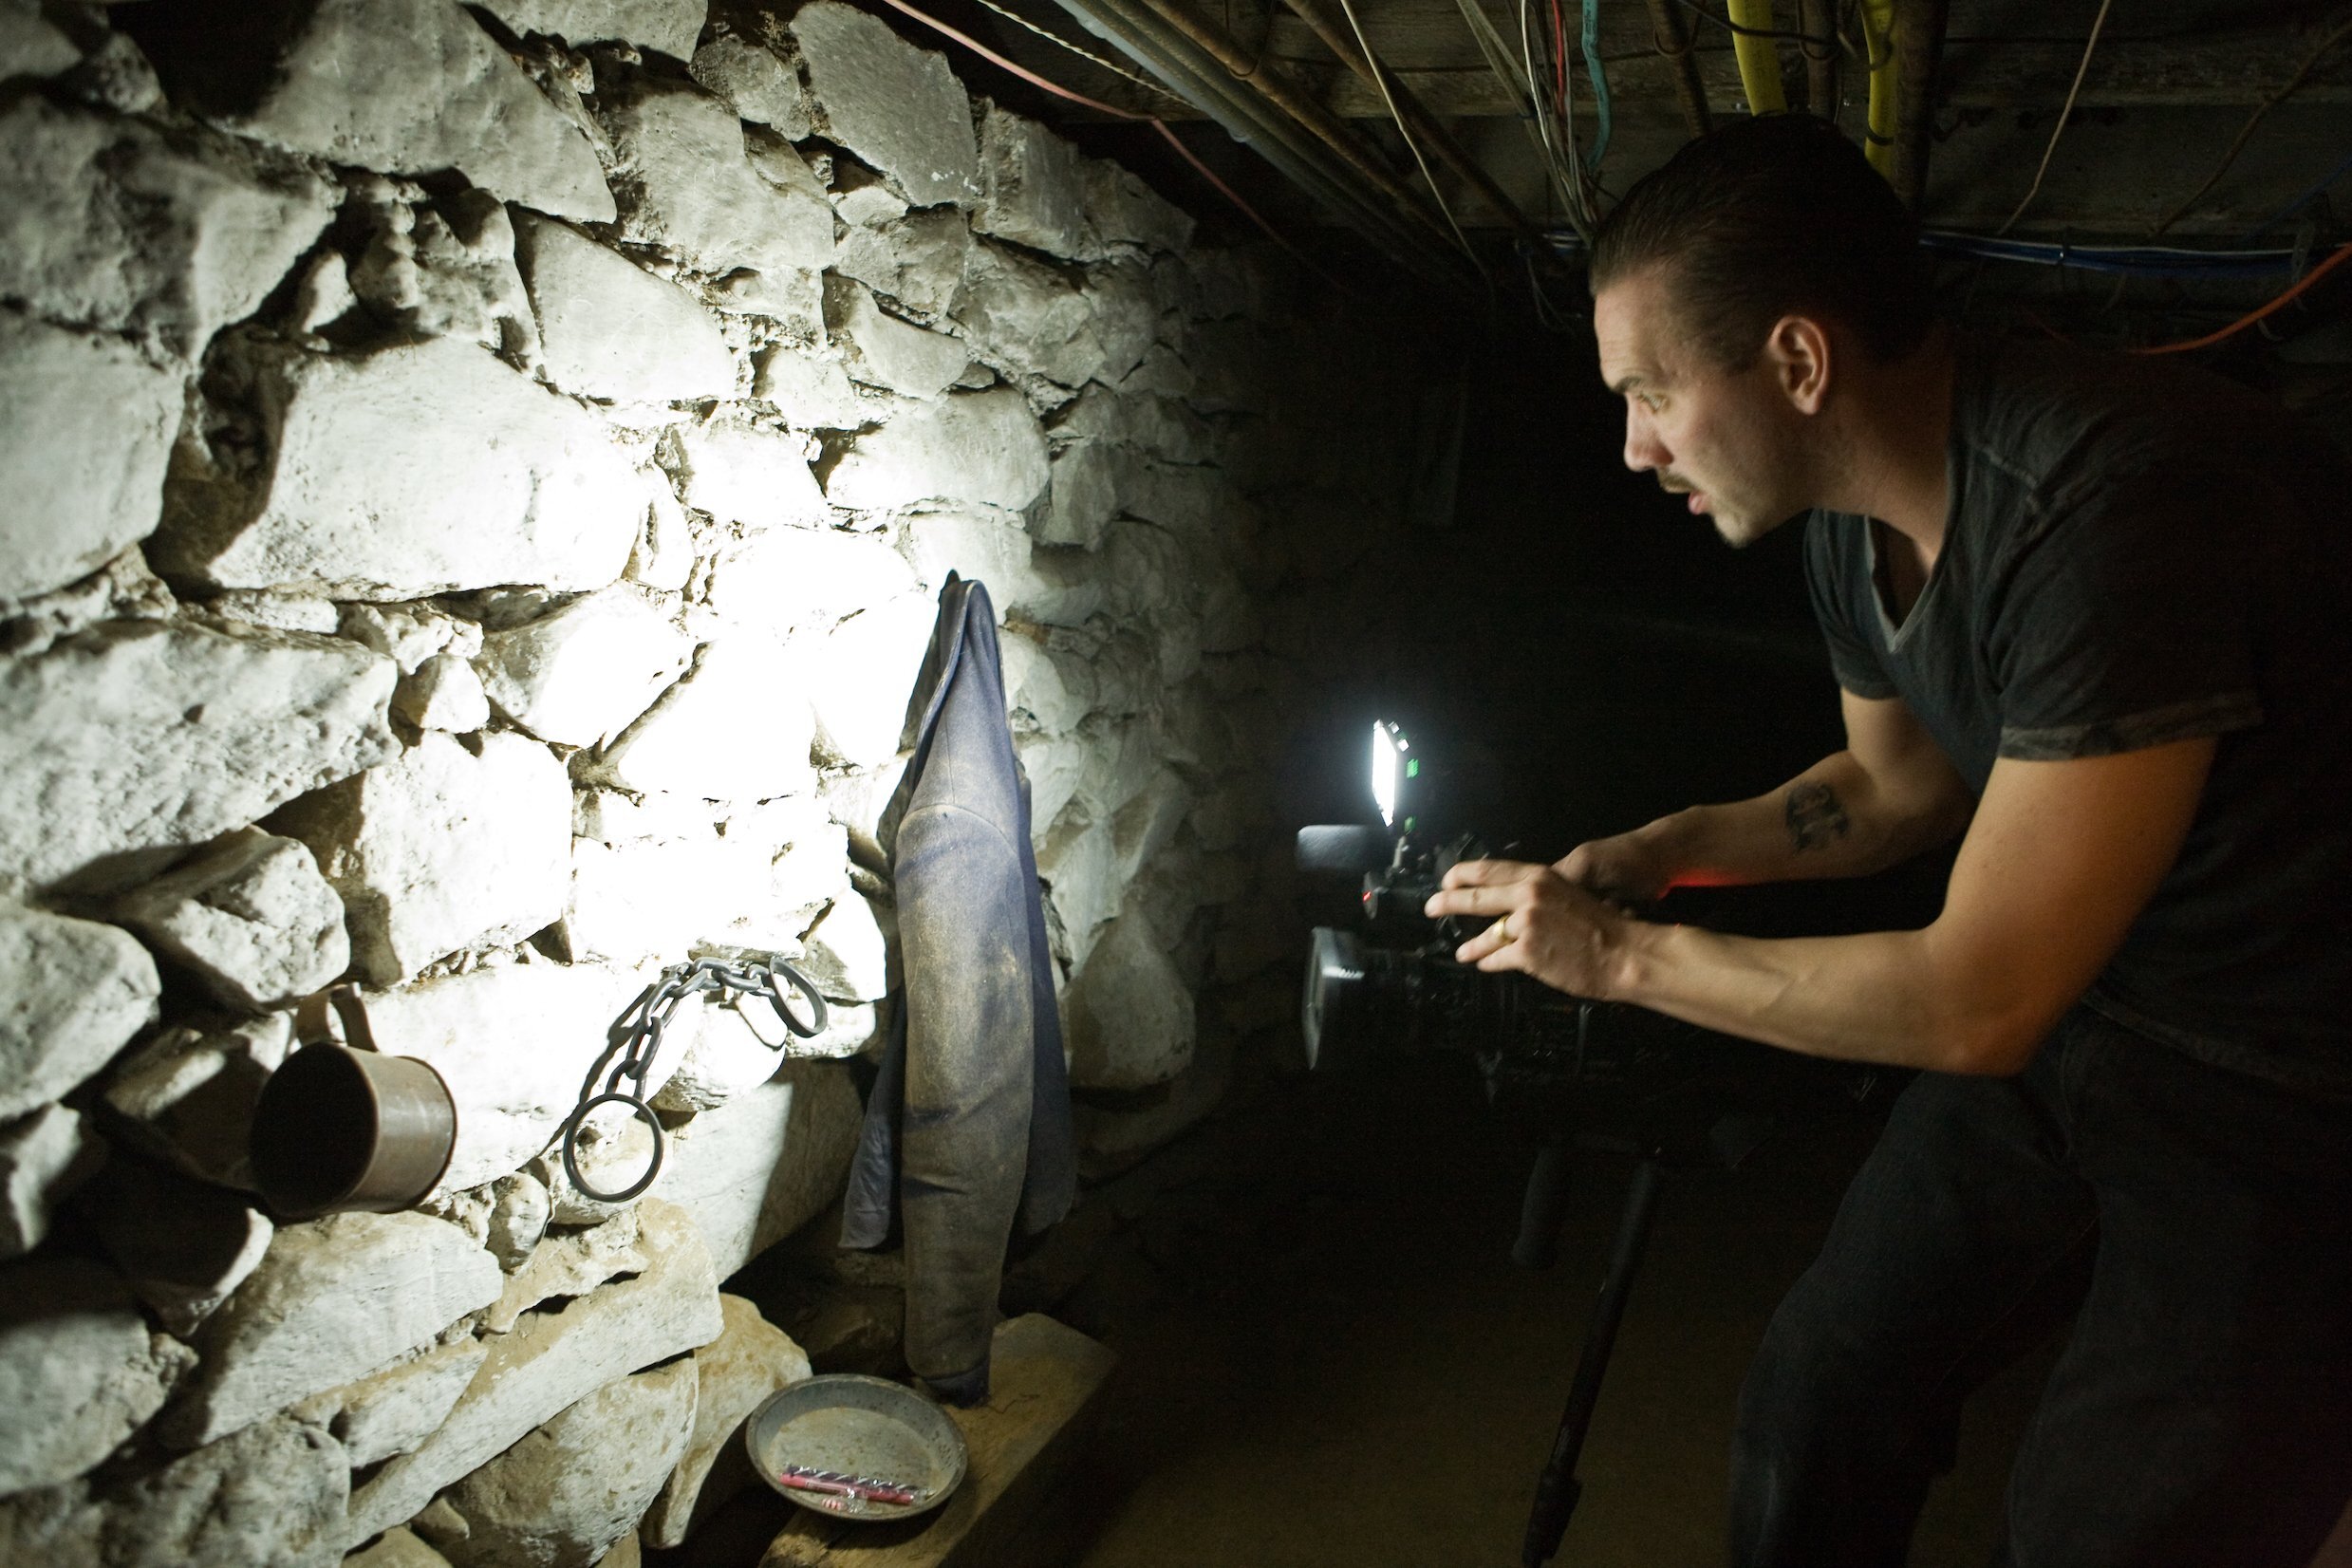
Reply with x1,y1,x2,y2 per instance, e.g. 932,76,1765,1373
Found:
758,1316,1117,1568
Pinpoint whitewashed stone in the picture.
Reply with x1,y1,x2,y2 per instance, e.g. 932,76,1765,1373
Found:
648,998,799,1113
0,2,79,80
482,1208,645,1334
1064,913,1195,1091
113,830,348,1013
347,187,536,360
898,511,1101,626
801,595,938,767
0,905,159,1121
642,1295,810,1547
0,1105,105,1260
1037,814,1116,966
0,310,180,603
1053,383,1212,464
227,0,613,222
816,757,907,868
598,80,830,283
0,97,337,358
593,639,818,801
0,1259,196,1493
754,345,866,428
1015,732,1088,835
339,603,481,674
348,1527,455,1568
706,264,823,333
1002,640,1092,738
957,240,1100,388
675,417,828,532
825,278,969,400
690,35,812,137
1085,159,1195,254
84,1160,273,1336
293,1338,489,1469
1038,440,1129,551
477,588,694,749
277,731,570,986
791,2,978,209
973,105,1092,259
657,1064,862,1277
1077,1022,1231,1175
0,619,397,892
476,0,707,58
345,1201,723,1546
101,1014,292,1193
702,526,919,637
166,1210,501,1448
355,961,665,1195
513,213,736,407
1082,261,1158,385
156,337,648,600
393,653,492,734
626,486,697,593
796,890,890,1003
833,208,969,322
487,1172,552,1270
833,170,909,229
437,1358,698,1568
566,834,810,967
824,387,1048,513
1117,338,1195,400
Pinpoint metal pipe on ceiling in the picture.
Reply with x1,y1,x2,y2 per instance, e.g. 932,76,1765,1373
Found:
1639,0,1711,140
1891,0,1950,206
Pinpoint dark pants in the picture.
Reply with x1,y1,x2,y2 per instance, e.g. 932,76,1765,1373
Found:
1727,1006,2352,1568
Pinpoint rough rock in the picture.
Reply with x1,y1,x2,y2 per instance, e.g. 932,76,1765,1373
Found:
0,310,181,603
0,905,159,1122
655,1062,861,1277
112,830,348,1012
393,653,492,734
100,1013,291,1192
0,1104,106,1259
642,1295,810,1547
513,213,736,407
339,602,483,673
482,1207,645,1334
899,511,1101,625
598,79,830,284
0,619,397,892
566,831,819,967
973,105,1092,260
795,890,892,1003
1052,383,1213,464
225,0,613,222
156,336,649,600
800,594,939,766
825,277,970,400
1003,641,1093,738
1037,815,1117,965
1039,440,1129,550
274,732,568,984
0,1258,196,1494
435,1357,698,1568
84,1158,273,1336
346,1527,455,1568
956,240,1098,388
1064,913,1195,1091
346,185,536,360
690,35,812,137
353,960,666,1194
674,416,829,532
476,588,695,749
701,526,919,637
832,208,969,323
476,0,708,58
626,486,697,593
166,1210,501,1448
345,1201,723,1547
0,1,80,80
791,1,978,208
1085,159,1195,254
486,1171,552,1270
824,387,1048,513
592,639,818,801
0,97,337,358
754,345,867,429
292,1338,489,1469
1080,260,1159,384
1077,1017,1233,1177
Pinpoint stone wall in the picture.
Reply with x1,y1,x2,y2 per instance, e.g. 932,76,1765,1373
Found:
0,0,1423,1561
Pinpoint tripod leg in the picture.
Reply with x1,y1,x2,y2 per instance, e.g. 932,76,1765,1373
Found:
1521,1157,1664,1568
1513,1144,1577,1271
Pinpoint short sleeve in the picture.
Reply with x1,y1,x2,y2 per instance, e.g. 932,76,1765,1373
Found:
1803,511,1899,700
1989,466,2263,760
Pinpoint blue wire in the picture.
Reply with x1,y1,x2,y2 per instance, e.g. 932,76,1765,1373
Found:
2247,146,2352,239
1580,0,1611,168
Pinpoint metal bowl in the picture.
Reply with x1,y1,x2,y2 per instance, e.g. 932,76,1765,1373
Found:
743,1373,968,1522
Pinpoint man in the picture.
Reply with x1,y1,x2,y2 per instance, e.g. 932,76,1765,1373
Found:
1426,114,2352,1565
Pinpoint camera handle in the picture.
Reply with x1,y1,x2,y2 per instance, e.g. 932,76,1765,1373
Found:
1518,1153,1665,1568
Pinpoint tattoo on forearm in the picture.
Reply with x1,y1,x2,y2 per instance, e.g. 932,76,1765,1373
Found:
1785,782,1852,852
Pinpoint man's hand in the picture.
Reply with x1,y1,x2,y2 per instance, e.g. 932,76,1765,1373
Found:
1425,859,1633,998
1555,832,1677,904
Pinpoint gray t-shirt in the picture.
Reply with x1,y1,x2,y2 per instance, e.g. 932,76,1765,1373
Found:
1805,332,2352,1092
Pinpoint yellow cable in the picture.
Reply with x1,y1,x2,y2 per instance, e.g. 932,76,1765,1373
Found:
1859,0,1896,178
1726,0,1787,115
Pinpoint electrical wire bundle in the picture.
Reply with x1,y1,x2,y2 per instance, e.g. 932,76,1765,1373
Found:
1452,0,1609,242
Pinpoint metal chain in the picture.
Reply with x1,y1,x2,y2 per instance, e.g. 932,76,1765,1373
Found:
561,957,830,1204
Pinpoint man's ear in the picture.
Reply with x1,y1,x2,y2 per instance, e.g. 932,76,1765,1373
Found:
1764,314,1833,415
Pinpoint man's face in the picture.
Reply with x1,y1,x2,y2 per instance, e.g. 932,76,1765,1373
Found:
1593,268,1811,549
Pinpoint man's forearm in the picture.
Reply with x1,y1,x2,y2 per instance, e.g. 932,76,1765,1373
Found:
1638,751,1966,889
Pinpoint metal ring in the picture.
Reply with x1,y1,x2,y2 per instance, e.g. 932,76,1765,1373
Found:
559,1092,665,1204
762,961,830,1039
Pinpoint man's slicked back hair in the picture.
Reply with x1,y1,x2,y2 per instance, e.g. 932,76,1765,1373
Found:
1590,115,1932,369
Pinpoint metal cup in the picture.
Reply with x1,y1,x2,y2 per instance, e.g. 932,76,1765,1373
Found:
250,1042,457,1219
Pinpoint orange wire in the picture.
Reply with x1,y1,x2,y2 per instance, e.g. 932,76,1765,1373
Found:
2129,243,2352,355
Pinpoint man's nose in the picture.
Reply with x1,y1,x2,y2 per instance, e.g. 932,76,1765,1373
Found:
1622,406,1667,474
